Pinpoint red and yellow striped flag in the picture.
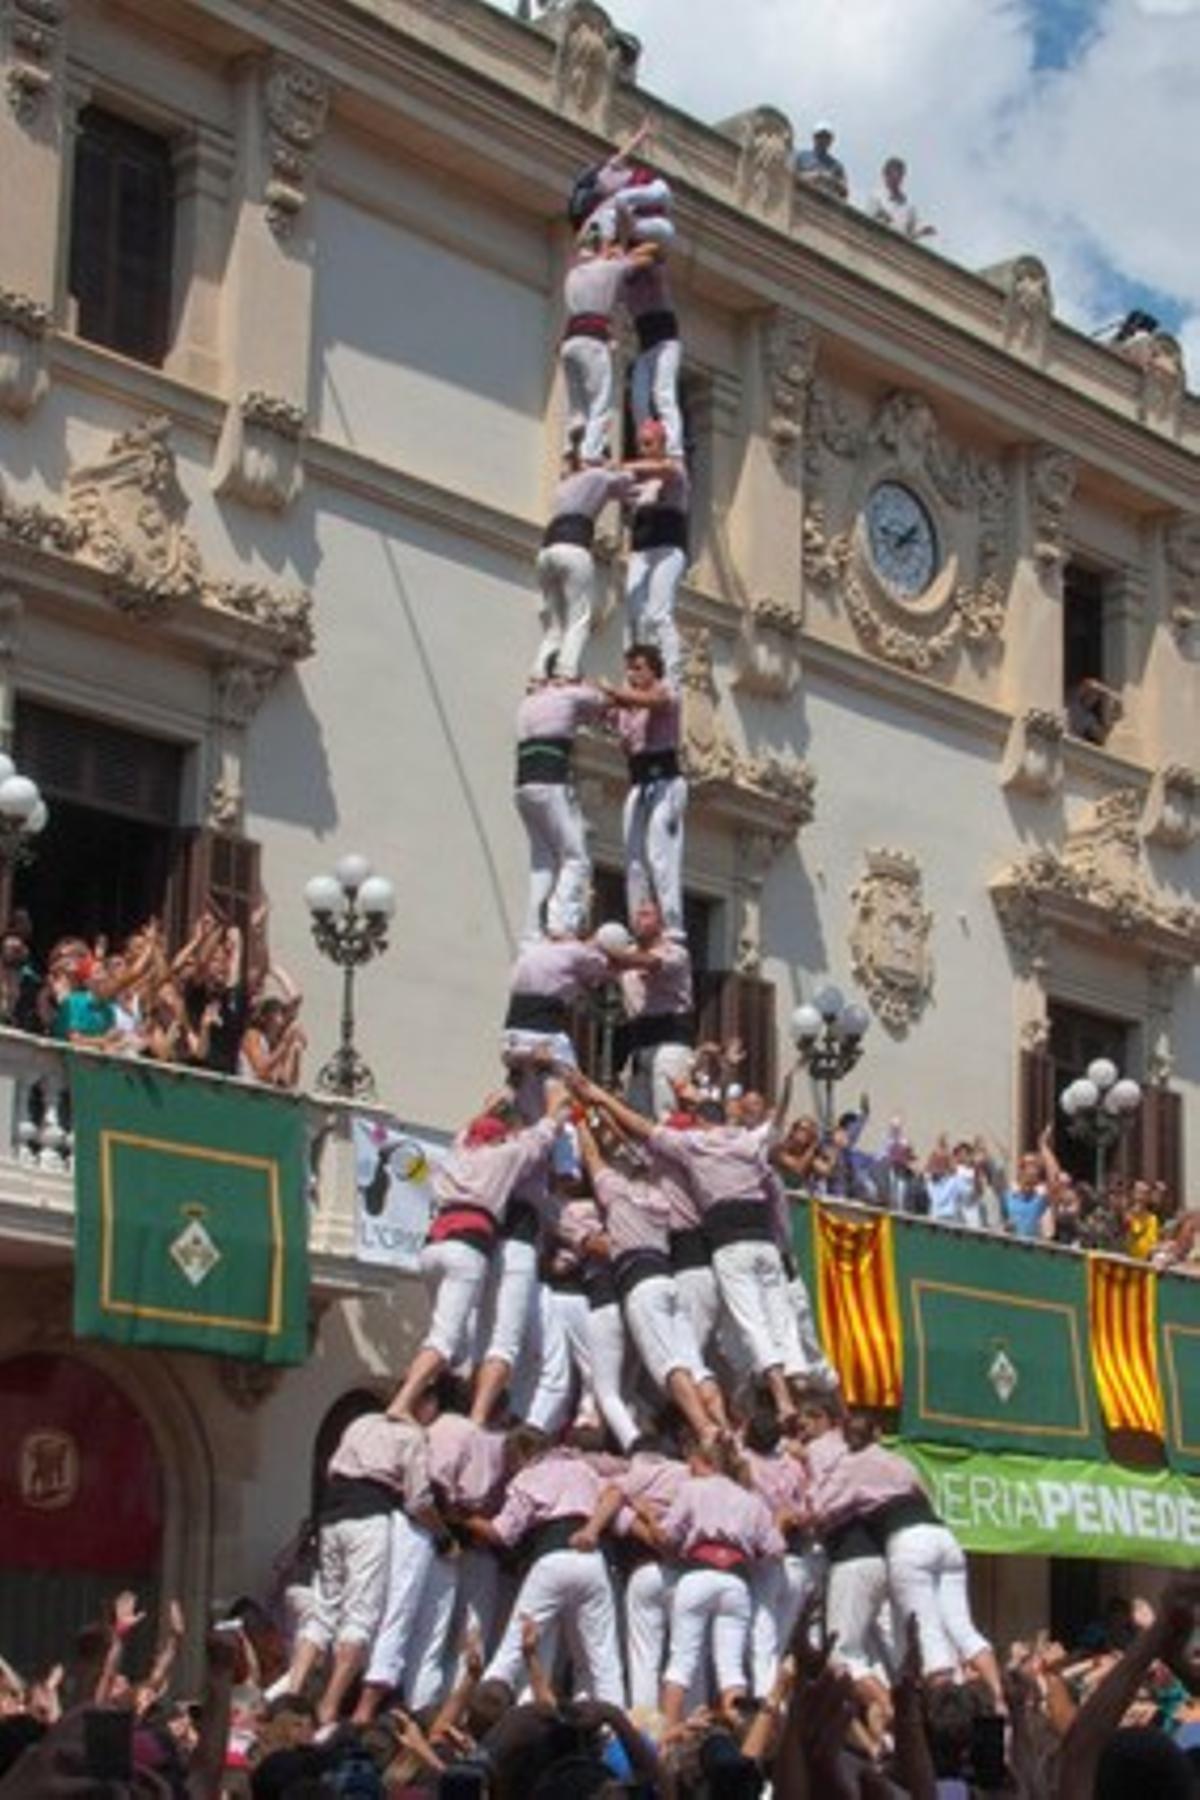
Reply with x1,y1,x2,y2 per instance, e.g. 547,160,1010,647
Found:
1087,1255,1164,1438
813,1205,902,1407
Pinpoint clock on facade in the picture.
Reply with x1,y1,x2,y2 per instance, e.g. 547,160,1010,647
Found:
864,480,939,598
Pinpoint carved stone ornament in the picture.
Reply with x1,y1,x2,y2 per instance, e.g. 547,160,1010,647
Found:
1163,515,1200,656
1137,332,1186,435
849,847,934,1036
991,789,1200,972
1019,1014,1051,1054
1028,445,1076,577
709,506,803,700
0,415,313,660
215,656,277,727
549,1,619,133
1000,707,1065,798
725,106,794,224
205,772,242,832
982,255,1053,363
1141,764,1200,849
679,626,814,833
0,286,49,415
761,308,815,470
213,389,307,511
216,1357,284,1411
3,0,66,126
836,391,1012,672
262,54,330,239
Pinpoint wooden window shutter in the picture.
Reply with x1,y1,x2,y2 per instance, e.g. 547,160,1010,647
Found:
165,828,260,950
1132,1086,1183,1201
1019,1047,1056,1153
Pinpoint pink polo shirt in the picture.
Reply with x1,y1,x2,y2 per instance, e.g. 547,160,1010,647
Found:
647,1140,703,1232
622,939,693,1018
489,1449,603,1547
613,1450,690,1536
509,939,610,1002
649,1121,775,1213
743,1446,809,1520
516,682,606,742
660,1472,783,1560
593,1167,671,1259
808,1442,924,1533
327,1415,433,1515
432,1116,557,1221
426,1413,506,1514
617,692,680,758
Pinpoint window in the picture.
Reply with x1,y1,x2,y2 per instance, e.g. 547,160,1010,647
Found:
1062,561,1120,744
1047,1002,1133,1181
69,106,175,366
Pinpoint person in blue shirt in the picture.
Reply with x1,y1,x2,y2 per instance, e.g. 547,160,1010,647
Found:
1001,1127,1062,1241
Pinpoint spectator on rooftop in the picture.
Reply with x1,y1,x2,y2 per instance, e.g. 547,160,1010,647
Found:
869,156,936,242
795,122,848,200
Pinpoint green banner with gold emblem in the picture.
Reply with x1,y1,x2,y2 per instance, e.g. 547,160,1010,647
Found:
72,1056,309,1364
1159,1270,1200,1477
893,1217,1102,1458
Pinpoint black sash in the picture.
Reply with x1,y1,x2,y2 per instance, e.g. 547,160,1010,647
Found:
526,1514,589,1562
669,1226,710,1272
631,505,688,553
628,749,680,786
613,1247,672,1302
504,992,570,1033
634,308,679,350
703,1198,774,1249
866,1492,938,1550
516,737,572,787
627,1010,695,1052
543,512,595,550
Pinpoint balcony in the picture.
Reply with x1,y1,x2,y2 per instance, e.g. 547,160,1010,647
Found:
0,1025,417,1296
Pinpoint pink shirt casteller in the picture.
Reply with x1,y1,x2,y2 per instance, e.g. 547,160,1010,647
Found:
509,939,610,1003
327,1414,434,1515
432,1115,558,1223
489,1448,605,1548
593,1166,672,1260
516,681,606,742
426,1412,507,1515
660,1470,784,1560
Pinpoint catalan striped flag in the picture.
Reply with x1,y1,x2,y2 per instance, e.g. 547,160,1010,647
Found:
1087,1255,1164,1438
813,1205,903,1407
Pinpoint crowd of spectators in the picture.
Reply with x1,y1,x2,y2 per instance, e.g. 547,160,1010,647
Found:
0,902,306,1092
1,1547,1197,1795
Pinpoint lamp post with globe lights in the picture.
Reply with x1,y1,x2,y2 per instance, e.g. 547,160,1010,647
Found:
1059,1058,1142,1194
0,751,47,868
790,983,871,1133
304,854,396,1099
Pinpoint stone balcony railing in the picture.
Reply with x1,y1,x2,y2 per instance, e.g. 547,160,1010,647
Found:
0,1026,413,1293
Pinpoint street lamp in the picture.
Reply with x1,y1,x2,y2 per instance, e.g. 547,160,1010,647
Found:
304,853,395,1099
1059,1057,1142,1193
0,752,47,866
791,982,871,1132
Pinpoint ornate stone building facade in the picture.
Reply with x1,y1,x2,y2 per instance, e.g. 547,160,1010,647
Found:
0,0,1196,1664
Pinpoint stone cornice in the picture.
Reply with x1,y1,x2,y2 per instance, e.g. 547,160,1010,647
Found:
178,0,1200,497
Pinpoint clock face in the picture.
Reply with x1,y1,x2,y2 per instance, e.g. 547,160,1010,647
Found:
865,481,938,598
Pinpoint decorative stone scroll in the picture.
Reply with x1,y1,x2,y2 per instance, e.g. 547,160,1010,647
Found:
0,286,49,416
849,847,934,1035
1141,765,1200,850
836,390,1012,673
719,106,794,225
262,54,330,239
214,389,307,511
1028,447,1077,577
1136,333,1186,436
761,308,815,472
1000,707,1064,798
992,790,1200,972
0,415,313,661
679,626,814,830
3,0,66,126
981,255,1053,364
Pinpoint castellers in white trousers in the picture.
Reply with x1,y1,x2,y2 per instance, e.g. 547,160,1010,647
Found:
483,1548,625,1705
520,1286,641,1452
623,774,687,940
662,1567,752,1718
514,782,591,942
560,335,613,465
362,1512,458,1711
534,543,597,681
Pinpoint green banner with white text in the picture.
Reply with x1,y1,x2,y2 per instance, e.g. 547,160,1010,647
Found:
72,1056,309,1364
897,1441,1200,1569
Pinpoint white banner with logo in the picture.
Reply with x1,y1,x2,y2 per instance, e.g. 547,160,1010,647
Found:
353,1115,445,1270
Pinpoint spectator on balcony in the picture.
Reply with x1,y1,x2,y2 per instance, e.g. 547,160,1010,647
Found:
874,1122,930,1216
1001,1128,1061,1240
176,911,252,1078
869,157,936,242
240,995,308,1090
49,951,123,1051
821,1106,878,1204
1124,1180,1161,1261
1066,675,1123,745
795,123,848,200
0,921,41,1034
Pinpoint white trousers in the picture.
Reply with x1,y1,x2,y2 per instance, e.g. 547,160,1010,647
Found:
885,1523,989,1676
675,1262,721,1361
627,1041,694,1121
365,1512,457,1707
561,335,612,464
587,181,675,249
664,1567,751,1696
478,1236,540,1369
522,1288,640,1451
789,1273,839,1389
625,546,685,690
626,1561,676,1711
484,1549,625,1704
535,543,597,681
631,336,683,457
304,1516,390,1650
712,1239,806,1377
420,1238,489,1364
449,1545,505,1663
623,1273,706,1392
624,774,687,939
514,782,591,942
749,1551,823,1697
826,1554,893,1684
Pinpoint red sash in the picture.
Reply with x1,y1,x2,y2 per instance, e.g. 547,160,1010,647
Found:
688,1539,748,1572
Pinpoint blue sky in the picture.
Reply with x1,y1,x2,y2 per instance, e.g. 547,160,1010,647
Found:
491,0,1200,375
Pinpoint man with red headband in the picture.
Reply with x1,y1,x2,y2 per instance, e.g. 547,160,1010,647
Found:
388,1083,570,1420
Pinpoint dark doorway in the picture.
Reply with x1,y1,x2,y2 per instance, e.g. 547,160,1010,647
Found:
1048,1002,1133,1181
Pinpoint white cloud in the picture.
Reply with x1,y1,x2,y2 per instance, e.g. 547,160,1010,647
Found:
491,0,1200,377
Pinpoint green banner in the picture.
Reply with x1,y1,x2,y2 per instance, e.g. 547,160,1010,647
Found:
1159,1271,1200,1478
897,1441,1200,1570
72,1057,309,1364
893,1217,1102,1457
